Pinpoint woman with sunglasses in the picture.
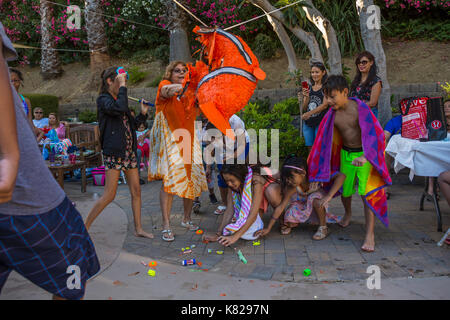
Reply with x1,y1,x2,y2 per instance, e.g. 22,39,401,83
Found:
147,61,207,242
9,68,43,141
84,66,154,239
350,51,382,118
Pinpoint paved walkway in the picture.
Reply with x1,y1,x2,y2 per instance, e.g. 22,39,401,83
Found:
1,171,449,300
113,172,450,283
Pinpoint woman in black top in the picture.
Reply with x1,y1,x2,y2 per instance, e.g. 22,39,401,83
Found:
85,66,153,239
350,51,382,118
300,62,329,152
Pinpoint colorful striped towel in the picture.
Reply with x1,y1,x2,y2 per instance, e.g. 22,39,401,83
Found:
223,166,253,235
308,97,392,227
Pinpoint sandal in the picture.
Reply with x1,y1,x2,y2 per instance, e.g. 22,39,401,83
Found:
312,226,329,240
214,206,226,215
162,229,174,242
193,201,201,214
280,224,292,235
181,220,199,231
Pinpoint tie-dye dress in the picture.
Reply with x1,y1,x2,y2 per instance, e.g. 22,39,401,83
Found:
148,80,207,199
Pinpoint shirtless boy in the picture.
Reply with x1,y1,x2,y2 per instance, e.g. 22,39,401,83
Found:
323,75,378,252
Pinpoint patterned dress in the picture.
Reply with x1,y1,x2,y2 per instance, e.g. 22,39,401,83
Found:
284,188,341,225
148,80,207,199
104,114,138,171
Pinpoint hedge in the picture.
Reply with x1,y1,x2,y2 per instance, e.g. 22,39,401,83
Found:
23,93,59,117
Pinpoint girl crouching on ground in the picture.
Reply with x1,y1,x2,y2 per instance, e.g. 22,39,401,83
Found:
255,156,345,240
203,164,282,247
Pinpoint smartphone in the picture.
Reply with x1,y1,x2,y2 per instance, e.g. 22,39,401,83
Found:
301,81,309,89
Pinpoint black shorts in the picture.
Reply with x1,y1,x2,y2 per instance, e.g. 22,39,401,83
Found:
0,197,100,299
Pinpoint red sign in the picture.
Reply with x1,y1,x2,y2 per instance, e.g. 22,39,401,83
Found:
431,120,442,129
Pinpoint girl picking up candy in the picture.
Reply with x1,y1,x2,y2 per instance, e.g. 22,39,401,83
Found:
255,156,345,240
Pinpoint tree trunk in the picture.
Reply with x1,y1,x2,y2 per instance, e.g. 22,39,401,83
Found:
301,0,342,75
248,0,324,65
166,1,192,63
356,0,391,125
40,0,62,79
85,0,110,90
251,2,297,72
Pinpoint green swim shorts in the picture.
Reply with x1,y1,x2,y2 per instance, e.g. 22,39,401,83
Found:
340,148,372,198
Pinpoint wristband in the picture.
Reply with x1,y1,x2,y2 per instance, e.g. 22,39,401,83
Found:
270,216,278,221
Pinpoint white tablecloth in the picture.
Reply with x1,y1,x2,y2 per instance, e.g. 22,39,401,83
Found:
386,133,450,180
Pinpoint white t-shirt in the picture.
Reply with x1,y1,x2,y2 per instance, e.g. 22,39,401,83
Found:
33,117,49,128
222,114,249,163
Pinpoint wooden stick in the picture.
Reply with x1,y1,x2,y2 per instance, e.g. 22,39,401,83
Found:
172,0,209,27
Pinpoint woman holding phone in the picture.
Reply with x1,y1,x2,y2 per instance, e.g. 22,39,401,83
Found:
299,62,328,152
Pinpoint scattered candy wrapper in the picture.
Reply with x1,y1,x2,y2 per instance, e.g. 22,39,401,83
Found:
147,269,156,277
207,249,212,253
148,261,158,267
196,229,204,235
303,268,311,276
216,251,224,255
183,250,192,254
252,240,261,246
191,244,196,249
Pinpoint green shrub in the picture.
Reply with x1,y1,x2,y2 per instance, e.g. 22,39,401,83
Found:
252,33,278,60
240,99,307,161
153,44,170,64
273,97,300,116
128,66,149,85
250,97,272,114
146,74,163,87
23,93,59,116
78,110,97,123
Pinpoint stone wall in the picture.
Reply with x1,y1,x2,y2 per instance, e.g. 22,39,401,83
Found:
59,82,444,119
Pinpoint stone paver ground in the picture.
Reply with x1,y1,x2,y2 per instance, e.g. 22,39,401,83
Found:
83,170,449,284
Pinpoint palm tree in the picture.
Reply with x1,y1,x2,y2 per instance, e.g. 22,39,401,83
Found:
40,0,62,79
85,0,110,89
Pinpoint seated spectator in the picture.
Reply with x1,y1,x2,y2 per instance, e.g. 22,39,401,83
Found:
47,113,68,140
32,107,49,129
384,115,402,199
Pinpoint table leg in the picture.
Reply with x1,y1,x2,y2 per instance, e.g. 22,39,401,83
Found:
431,177,442,232
81,164,86,193
57,168,64,190
420,177,442,232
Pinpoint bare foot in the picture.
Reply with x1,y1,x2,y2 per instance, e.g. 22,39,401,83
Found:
361,235,375,252
338,215,351,228
135,229,154,239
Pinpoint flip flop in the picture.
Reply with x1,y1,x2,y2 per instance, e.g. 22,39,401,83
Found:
214,206,226,215
162,229,174,242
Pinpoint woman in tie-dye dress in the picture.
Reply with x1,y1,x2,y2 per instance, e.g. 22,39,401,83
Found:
148,61,207,242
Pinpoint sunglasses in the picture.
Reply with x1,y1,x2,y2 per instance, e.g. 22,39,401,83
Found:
34,111,43,114
357,60,370,66
173,68,187,74
11,79,21,83
116,67,129,80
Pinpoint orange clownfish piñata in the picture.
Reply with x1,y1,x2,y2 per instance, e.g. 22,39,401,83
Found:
180,26,266,140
